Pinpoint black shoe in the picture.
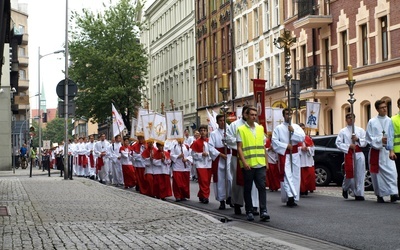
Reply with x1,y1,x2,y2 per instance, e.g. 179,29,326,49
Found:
342,189,348,199
175,198,181,202
219,201,226,210
89,175,95,180
234,204,242,215
226,197,233,207
246,212,254,221
260,211,270,222
286,197,298,207
202,198,209,204
390,195,399,203
355,196,365,201
199,197,204,203
252,207,259,216
377,196,385,203
135,185,140,192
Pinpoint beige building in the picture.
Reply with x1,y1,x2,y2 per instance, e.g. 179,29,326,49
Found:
284,0,400,134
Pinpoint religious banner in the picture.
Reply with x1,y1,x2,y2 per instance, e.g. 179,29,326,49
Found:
305,101,321,130
206,108,218,132
152,113,167,144
141,113,155,141
236,106,243,120
252,79,267,133
272,108,284,131
136,108,152,136
165,111,183,140
112,103,126,137
130,118,137,140
43,140,51,150
265,107,273,133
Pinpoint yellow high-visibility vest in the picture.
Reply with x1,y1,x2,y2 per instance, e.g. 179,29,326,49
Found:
238,124,266,168
392,114,400,153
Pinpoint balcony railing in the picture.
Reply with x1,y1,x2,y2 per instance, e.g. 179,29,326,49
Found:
298,65,332,90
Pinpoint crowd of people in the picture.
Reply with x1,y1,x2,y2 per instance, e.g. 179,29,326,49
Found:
30,97,400,222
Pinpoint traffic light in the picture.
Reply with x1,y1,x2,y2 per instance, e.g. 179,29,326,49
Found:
42,112,47,123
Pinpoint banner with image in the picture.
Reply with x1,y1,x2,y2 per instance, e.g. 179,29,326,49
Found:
165,111,184,140
305,101,321,130
252,79,267,133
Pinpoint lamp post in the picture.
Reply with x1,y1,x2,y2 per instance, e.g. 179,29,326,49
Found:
37,47,65,173
273,29,296,172
346,65,356,169
220,74,229,187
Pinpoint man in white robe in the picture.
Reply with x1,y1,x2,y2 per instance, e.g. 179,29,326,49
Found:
94,133,110,184
86,135,97,179
336,114,367,200
209,114,232,210
366,99,399,203
272,108,305,207
108,135,124,186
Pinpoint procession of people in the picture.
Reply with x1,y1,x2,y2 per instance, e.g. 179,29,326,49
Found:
27,97,400,224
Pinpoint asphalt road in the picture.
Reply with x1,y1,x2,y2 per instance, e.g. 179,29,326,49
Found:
170,181,400,250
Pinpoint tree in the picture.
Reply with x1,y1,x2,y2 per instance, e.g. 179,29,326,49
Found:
42,117,74,144
68,0,147,132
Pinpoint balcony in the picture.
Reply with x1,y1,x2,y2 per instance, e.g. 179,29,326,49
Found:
294,0,332,29
298,65,335,99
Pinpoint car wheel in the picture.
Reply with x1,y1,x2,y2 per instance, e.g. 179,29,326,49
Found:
315,165,332,186
364,170,374,191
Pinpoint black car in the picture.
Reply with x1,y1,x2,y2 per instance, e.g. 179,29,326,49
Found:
312,134,373,190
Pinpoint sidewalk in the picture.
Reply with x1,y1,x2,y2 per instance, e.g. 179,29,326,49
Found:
0,168,302,250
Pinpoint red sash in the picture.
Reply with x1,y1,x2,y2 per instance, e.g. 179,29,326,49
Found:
211,147,230,183
278,145,299,182
97,157,104,171
231,149,244,186
344,146,362,178
89,154,94,168
78,155,88,167
369,148,380,173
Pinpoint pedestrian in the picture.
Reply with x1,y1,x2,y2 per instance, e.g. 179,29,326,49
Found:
109,135,124,186
56,142,65,177
209,114,232,210
190,124,214,204
236,106,270,221
298,123,316,196
170,138,192,201
272,108,305,207
30,146,37,168
388,97,400,199
226,105,260,215
335,114,367,200
366,99,399,203
86,135,97,180
132,134,150,194
120,136,137,189
76,137,89,177
190,129,200,181
94,133,110,184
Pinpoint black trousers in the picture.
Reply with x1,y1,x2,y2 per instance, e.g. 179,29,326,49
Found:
242,166,267,214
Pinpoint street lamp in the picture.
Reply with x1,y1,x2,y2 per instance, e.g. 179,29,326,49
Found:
37,47,64,173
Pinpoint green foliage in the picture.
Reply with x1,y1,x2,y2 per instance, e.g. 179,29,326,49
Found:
68,0,147,132
42,117,73,144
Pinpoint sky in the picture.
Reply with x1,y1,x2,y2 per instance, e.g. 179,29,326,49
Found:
25,0,155,110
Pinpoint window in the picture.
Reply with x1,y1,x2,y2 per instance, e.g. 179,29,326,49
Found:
301,45,307,68
274,0,279,26
197,0,202,19
341,31,348,71
18,47,25,57
243,15,248,42
213,33,217,59
274,54,280,87
381,16,388,61
254,8,259,37
264,1,270,31
265,58,271,89
19,69,26,80
292,49,297,79
203,38,207,61
221,27,225,53
361,24,368,65
236,19,241,44
227,24,232,51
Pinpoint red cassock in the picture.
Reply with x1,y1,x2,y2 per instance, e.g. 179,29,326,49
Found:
190,138,212,199
131,143,151,196
120,145,137,188
152,150,172,199
300,135,316,192
265,139,280,191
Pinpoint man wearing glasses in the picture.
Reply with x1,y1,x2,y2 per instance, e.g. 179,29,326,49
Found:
366,99,399,203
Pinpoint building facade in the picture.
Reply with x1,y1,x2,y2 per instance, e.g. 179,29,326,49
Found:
141,0,197,130
285,0,400,134
195,0,233,124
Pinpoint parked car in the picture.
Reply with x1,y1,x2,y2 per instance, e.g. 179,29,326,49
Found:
312,134,373,191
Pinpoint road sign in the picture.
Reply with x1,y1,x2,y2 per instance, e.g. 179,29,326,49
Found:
56,79,78,101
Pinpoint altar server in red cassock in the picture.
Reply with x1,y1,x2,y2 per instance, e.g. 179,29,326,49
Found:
265,134,280,192
120,137,137,189
298,123,316,196
170,138,192,201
